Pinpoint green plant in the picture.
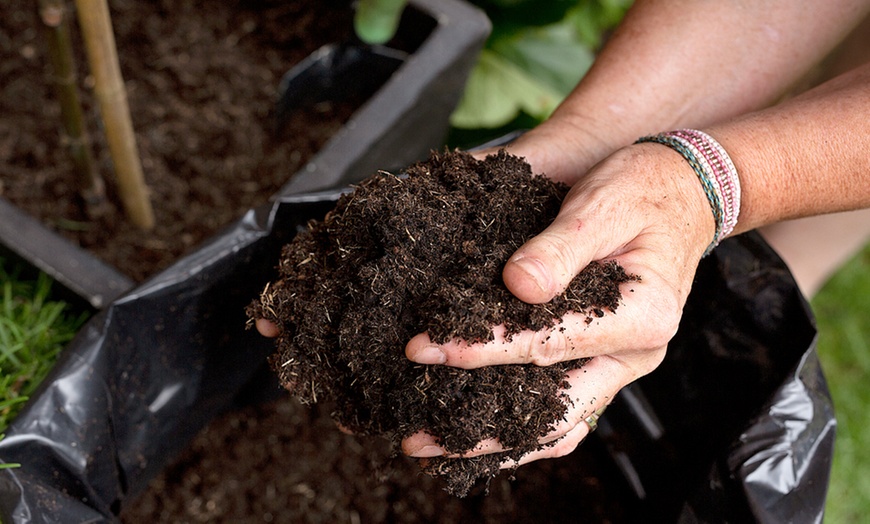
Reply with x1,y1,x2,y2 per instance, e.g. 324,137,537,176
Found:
450,0,632,133
0,258,88,433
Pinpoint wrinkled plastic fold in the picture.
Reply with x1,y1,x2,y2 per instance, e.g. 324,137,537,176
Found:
0,197,329,523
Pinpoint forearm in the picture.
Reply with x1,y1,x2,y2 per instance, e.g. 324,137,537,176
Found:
712,61,870,233
525,0,870,180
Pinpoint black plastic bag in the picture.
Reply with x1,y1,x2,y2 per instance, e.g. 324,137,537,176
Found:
0,188,833,523
599,232,834,523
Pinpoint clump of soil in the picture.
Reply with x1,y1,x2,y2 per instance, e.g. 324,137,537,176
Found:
247,150,638,495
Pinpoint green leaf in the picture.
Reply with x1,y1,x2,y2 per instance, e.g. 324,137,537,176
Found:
453,1,632,130
483,0,579,31
353,0,408,45
566,0,633,48
450,49,563,129
492,21,594,95
451,18,594,129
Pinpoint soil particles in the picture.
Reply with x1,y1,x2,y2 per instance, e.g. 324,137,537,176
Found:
247,150,638,496
122,395,630,523
1,0,358,281
125,150,637,523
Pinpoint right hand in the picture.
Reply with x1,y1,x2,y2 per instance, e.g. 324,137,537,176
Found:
402,137,717,467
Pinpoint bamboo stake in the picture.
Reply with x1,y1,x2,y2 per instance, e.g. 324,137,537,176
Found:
38,0,108,218
73,0,154,230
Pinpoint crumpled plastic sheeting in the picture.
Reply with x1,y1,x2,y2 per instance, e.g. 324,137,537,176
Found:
583,232,832,524
0,190,834,523
0,196,335,523
728,349,834,524
664,235,832,523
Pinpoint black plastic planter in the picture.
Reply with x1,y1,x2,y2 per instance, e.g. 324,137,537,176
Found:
0,0,490,310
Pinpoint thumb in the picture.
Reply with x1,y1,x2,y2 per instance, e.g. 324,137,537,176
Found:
503,208,605,304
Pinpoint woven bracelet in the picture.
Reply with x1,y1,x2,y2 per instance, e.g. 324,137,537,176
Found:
635,129,741,256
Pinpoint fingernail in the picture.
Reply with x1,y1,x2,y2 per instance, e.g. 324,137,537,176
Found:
511,256,552,294
413,344,446,365
409,445,444,458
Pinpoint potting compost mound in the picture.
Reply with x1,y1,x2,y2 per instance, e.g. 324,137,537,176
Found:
247,150,638,496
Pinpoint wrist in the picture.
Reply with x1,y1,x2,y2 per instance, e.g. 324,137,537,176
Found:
614,142,718,261
636,129,741,255
507,112,627,186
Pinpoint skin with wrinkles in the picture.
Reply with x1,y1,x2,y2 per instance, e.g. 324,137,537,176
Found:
400,0,870,465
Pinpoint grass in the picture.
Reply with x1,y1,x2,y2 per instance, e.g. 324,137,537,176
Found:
813,242,870,523
0,258,89,435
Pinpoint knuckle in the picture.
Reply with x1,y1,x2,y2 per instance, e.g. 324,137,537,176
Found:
527,328,571,366
634,347,668,379
645,323,675,352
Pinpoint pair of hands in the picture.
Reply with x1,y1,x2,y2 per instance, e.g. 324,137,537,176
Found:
257,129,715,468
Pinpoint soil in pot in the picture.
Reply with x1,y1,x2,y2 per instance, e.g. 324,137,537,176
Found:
1,0,381,282
122,396,631,523
124,150,638,522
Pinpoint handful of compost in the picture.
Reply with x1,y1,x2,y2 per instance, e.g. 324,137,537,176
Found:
247,150,636,495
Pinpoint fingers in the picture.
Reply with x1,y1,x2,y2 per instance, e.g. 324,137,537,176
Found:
407,322,586,368
501,362,622,468
402,431,446,458
497,145,632,306
403,431,503,459
406,264,680,369
500,419,588,469
503,141,714,306
256,318,280,338
400,145,708,472
335,421,355,435
402,355,657,462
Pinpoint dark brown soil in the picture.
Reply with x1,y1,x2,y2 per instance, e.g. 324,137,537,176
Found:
122,395,629,523
247,150,638,496
1,0,359,281
122,152,638,522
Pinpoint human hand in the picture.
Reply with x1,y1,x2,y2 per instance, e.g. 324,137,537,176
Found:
255,318,280,338
403,139,717,467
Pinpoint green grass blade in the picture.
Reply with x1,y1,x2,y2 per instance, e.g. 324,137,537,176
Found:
0,258,89,433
